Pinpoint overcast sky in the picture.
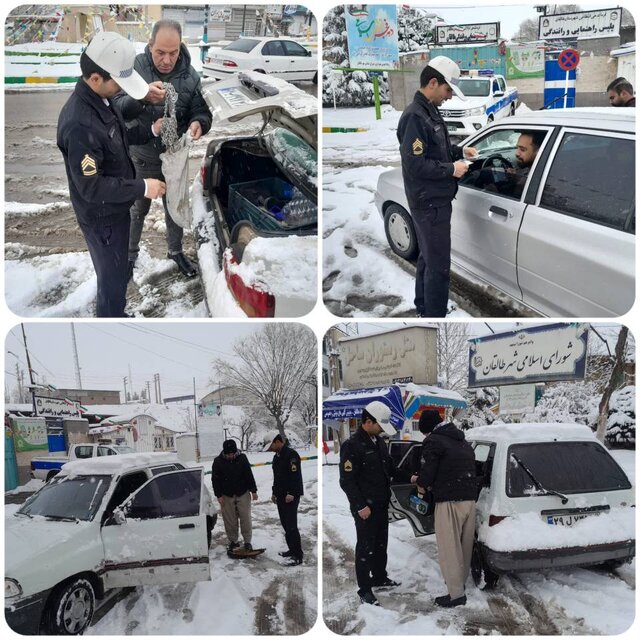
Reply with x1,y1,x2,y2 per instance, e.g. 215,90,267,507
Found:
5,323,312,402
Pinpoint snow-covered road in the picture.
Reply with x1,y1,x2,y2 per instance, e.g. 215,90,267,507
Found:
322,450,635,635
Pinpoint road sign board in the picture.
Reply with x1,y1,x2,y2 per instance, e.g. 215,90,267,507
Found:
558,48,580,71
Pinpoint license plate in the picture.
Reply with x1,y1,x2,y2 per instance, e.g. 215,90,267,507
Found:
447,125,458,132
217,86,251,108
546,513,591,527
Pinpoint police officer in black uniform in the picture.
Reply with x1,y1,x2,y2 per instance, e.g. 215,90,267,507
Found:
339,401,411,606
264,431,304,565
397,56,477,318
57,31,166,317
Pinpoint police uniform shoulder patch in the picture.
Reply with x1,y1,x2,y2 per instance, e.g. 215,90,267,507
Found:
81,154,97,176
412,138,424,156
291,461,297,472
344,460,353,472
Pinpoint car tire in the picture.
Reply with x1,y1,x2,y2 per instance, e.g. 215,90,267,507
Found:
510,102,516,116
46,470,59,483
44,577,95,635
471,541,500,589
487,114,495,123
384,204,418,261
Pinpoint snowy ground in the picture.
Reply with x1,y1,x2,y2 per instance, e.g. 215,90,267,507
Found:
322,105,536,318
5,452,318,635
322,448,635,635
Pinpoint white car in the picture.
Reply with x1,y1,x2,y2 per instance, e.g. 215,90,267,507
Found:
5,453,214,635
193,72,317,317
375,108,635,317
203,37,317,84
387,423,635,587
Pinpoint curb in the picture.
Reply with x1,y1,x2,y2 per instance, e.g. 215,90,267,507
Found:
5,76,78,84
322,127,369,133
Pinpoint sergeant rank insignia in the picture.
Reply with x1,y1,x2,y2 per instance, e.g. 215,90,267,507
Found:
412,138,424,155
344,460,353,472
81,154,97,176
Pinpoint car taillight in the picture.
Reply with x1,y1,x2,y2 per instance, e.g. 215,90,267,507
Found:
488,515,507,527
222,60,238,68
223,250,275,318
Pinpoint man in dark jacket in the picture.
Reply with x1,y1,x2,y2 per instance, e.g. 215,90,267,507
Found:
397,56,477,318
57,32,165,317
211,439,258,552
607,77,636,107
339,401,411,606
264,431,304,566
417,410,477,608
113,19,212,280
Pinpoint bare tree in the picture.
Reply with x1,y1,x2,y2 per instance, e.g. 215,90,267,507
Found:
299,381,317,427
227,416,255,451
596,326,629,443
436,323,469,391
214,325,317,439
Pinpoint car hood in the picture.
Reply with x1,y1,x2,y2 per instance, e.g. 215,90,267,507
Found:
202,71,317,148
5,514,101,596
443,96,487,111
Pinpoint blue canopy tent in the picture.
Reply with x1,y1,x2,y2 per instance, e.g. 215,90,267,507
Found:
322,386,406,431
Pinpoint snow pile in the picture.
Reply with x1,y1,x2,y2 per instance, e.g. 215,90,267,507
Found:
607,386,635,447
5,201,69,217
479,507,635,552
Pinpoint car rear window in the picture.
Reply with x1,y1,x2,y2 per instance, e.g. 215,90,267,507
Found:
223,39,259,53
506,441,631,497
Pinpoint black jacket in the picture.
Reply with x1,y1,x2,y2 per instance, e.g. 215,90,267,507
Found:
339,428,411,513
397,91,464,211
113,43,212,164
272,444,304,498
418,422,478,503
57,80,150,225
211,452,257,498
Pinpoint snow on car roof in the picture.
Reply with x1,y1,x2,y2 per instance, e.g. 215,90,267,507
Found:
61,452,180,476
466,422,597,443
510,107,634,129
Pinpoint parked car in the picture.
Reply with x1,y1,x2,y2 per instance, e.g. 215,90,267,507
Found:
30,442,136,482
203,37,317,83
386,423,635,587
374,108,635,317
194,71,317,317
5,453,215,635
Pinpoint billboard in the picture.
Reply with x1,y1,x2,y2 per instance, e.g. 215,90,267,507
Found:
468,323,589,388
538,8,621,41
34,395,81,418
506,43,545,79
11,416,48,452
436,22,500,45
345,4,399,70
499,384,536,414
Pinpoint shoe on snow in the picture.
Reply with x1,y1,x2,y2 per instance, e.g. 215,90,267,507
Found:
435,594,466,607
358,590,380,606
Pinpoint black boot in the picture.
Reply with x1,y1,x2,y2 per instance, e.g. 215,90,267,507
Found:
168,252,197,278
358,590,380,606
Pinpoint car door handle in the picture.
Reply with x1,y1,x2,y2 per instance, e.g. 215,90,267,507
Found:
489,205,510,218
179,523,195,530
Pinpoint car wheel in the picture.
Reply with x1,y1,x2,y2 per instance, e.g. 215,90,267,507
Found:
471,541,500,589
46,470,59,483
45,577,95,635
510,102,516,116
487,114,495,123
384,204,418,261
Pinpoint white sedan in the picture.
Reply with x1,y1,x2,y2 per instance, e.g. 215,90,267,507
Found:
203,37,317,83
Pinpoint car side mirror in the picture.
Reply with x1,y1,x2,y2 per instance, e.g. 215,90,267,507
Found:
112,507,126,525
306,49,312,57
494,91,504,97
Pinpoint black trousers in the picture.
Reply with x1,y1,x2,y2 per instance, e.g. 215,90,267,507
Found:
277,496,302,559
353,502,389,593
412,203,453,318
79,216,130,317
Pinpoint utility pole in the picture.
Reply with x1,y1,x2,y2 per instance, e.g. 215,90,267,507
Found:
146,381,151,404
70,323,83,389
123,377,128,404
202,4,209,63
15,362,24,403
193,377,200,460
128,363,133,400
241,4,247,36
21,324,37,414
154,373,162,404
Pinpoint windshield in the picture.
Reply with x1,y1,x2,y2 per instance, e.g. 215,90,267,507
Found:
113,446,135,454
17,474,111,521
458,79,490,97
507,442,631,497
266,128,317,204
223,39,259,53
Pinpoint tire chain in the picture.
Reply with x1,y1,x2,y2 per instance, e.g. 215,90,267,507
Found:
160,82,180,151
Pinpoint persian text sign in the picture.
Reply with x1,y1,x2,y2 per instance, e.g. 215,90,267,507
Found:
436,23,499,45
506,44,545,79
345,4,399,70
538,8,621,41
468,323,588,388
12,417,48,452
34,395,81,418
500,384,536,414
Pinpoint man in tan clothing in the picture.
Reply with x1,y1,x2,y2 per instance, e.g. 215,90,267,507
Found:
416,410,477,607
211,440,258,552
